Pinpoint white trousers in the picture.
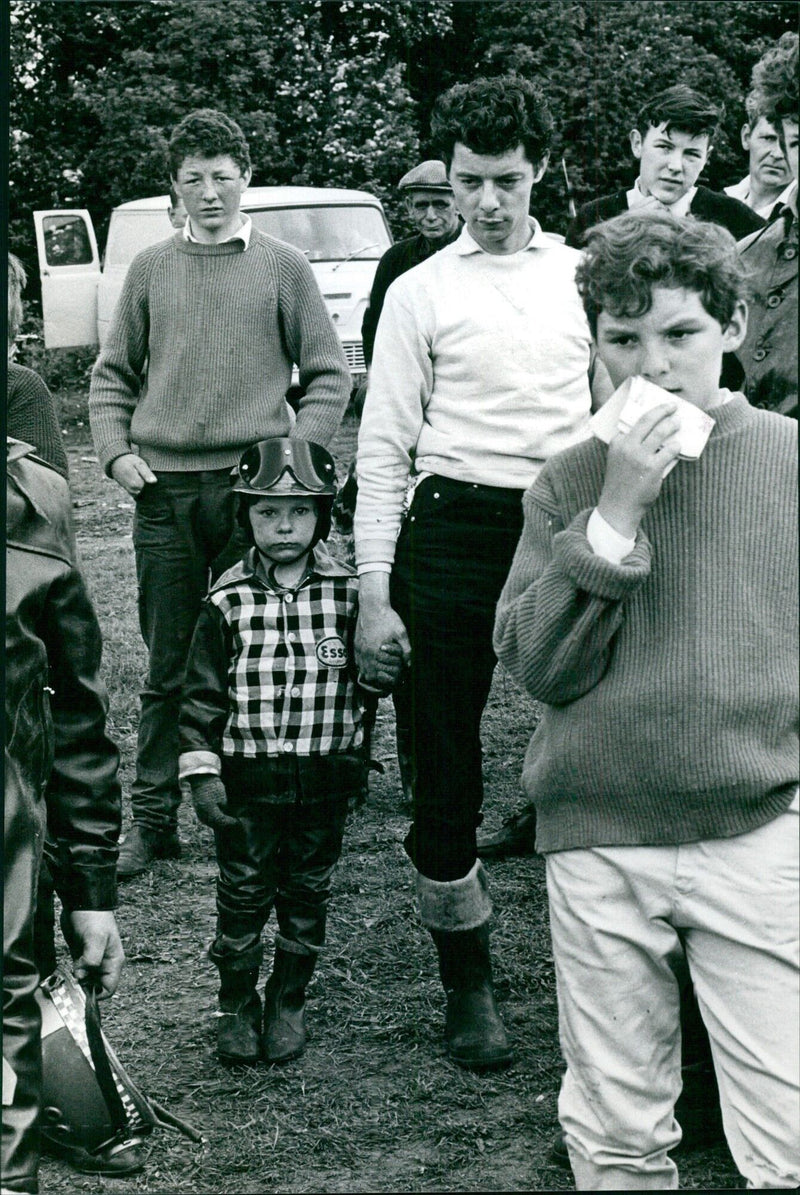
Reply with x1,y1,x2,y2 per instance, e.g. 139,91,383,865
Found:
546,793,799,1190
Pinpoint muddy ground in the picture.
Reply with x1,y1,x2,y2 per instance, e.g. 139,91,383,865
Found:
37,402,742,1193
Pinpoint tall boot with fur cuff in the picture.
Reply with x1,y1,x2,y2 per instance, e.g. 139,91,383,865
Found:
263,945,317,1064
216,967,261,1066
417,861,514,1071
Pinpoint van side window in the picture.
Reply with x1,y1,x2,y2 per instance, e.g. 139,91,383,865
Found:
43,215,93,266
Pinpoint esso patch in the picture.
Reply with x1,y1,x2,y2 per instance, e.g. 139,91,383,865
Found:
316,636,348,669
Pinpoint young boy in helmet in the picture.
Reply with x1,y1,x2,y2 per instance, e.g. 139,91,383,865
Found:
494,210,798,1189
178,438,401,1067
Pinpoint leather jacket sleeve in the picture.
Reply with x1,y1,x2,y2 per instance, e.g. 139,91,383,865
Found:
44,566,122,912
179,599,232,761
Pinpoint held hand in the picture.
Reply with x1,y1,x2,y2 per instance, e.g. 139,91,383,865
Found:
355,601,411,690
189,775,238,831
67,910,125,998
358,641,405,694
110,453,157,497
597,402,681,538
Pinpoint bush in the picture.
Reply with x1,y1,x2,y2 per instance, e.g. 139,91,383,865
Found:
14,314,98,393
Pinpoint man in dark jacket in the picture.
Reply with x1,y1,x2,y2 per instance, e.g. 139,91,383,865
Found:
735,32,798,418
566,85,764,248
4,439,124,1195
361,160,461,368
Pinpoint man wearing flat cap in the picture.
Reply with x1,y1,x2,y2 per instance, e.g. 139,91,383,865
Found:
361,160,461,367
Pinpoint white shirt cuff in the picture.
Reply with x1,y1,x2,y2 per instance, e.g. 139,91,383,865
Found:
357,562,393,576
586,508,637,564
178,750,222,779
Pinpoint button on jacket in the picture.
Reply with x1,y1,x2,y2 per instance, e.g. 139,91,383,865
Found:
737,202,798,417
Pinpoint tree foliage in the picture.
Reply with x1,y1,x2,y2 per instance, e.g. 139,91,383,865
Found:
9,0,797,289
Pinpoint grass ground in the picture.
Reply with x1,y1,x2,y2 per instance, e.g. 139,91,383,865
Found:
36,391,742,1193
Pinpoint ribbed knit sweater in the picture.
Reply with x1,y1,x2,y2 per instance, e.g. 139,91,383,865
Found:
494,393,798,852
7,363,69,477
89,231,350,474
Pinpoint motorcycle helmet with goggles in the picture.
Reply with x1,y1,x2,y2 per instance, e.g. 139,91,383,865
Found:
233,438,337,547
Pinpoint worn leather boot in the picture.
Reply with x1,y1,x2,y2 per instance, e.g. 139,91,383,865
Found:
263,947,317,1064
430,924,514,1071
217,968,262,1066
117,823,181,879
476,805,537,861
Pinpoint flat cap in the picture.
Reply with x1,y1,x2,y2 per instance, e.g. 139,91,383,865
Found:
398,160,452,193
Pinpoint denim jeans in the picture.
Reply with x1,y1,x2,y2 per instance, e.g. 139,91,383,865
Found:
131,470,245,831
390,475,524,882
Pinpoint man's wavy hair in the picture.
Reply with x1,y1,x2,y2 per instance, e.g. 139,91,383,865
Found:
168,108,251,179
750,32,799,126
575,211,747,339
431,74,554,170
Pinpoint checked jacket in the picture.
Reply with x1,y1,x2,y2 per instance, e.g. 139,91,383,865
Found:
178,542,365,776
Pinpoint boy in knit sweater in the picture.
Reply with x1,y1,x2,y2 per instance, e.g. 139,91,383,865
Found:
89,109,350,878
178,439,400,1067
494,211,798,1190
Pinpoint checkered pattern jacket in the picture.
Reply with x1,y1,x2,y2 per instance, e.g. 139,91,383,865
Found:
178,544,365,774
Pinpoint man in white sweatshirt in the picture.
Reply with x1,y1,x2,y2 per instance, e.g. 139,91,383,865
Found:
354,73,610,1071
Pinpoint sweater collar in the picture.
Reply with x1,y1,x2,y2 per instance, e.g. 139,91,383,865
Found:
706,390,758,437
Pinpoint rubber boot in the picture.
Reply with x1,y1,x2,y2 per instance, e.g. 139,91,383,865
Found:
430,923,515,1071
117,823,181,879
216,967,261,1066
263,947,317,1064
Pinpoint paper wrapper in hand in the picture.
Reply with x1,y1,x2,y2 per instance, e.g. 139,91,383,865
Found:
590,377,715,462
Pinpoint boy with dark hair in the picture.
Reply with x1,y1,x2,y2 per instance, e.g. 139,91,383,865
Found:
90,107,350,878
566,84,764,246
179,439,400,1067
736,31,798,417
494,209,798,1189
355,73,610,1071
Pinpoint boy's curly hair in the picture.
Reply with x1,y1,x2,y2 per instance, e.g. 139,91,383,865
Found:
431,74,554,170
575,211,748,338
168,108,251,179
750,32,799,125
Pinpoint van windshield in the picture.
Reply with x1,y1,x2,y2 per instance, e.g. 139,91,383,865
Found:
249,205,390,262
104,210,176,266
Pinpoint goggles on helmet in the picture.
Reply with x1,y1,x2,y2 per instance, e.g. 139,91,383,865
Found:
233,438,337,498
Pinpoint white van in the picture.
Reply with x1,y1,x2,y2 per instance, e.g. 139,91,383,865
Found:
34,186,393,382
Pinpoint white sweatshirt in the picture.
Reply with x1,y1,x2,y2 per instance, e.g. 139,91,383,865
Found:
354,221,593,567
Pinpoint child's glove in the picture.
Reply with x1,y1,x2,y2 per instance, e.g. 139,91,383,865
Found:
188,775,238,830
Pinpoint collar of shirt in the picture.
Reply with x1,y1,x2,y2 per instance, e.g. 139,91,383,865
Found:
183,212,252,249
454,217,558,256
238,541,354,590
627,179,697,219
730,176,797,221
